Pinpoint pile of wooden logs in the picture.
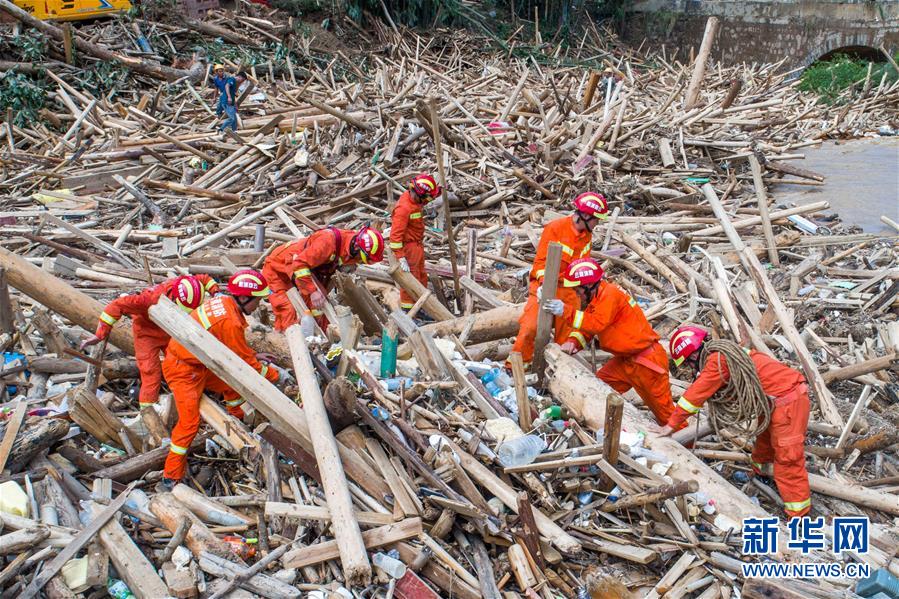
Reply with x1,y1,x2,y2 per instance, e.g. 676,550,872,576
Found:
0,3,897,598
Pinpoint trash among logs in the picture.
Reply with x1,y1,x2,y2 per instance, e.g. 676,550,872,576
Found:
0,3,896,598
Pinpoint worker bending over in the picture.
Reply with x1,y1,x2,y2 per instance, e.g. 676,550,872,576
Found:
262,226,384,331
557,258,675,426
161,270,291,488
658,325,811,519
510,192,609,366
390,174,441,311
81,275,218,409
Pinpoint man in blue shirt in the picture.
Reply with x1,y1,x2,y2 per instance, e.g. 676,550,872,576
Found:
220,71,246,132
211,64,228,117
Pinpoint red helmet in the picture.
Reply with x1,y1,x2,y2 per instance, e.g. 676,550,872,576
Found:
353,226,384,264
562,258,604,287
409,174,441,200
573,192,609,220
227,269,271,297
167,276,205,312
670,325,709,367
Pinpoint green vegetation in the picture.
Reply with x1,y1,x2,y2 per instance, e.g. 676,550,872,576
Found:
14,31,48,62
800,53,899,103
0,72,49,127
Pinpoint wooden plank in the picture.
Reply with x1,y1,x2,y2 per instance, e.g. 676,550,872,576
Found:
264,502,395,526
532,242,563,380
509,352,531,430
284,324,371,585
749,154,780,266
282,518,422,569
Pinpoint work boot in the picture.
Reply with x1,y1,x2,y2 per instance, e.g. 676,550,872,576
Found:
156,477,178,493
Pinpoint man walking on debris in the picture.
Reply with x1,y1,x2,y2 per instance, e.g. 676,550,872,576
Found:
220,71,246,132
212,63,228,117
80,274,219,409
657,325,812,519
262,225,385,331
390,174,441,311
160,270,292,489
557,258,677,426
509,192,608,367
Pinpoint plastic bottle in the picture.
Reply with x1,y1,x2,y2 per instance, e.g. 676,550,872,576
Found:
372,552,407,579
539,405,568,421
107,578,135,599
497,435,546,467
300,311,316,337
607,485,622,502
481,368,511,396
629,445,670,464
688,492,717,515
382,376,413,392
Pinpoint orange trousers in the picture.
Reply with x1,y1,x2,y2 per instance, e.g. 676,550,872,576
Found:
510,284,577,364
269,288,328,332
751,385,811,518
132,319,169,408
597,343,675,425
399,242,426,310
162,357,245,481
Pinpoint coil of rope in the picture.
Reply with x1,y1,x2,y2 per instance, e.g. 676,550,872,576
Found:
699,339,771,438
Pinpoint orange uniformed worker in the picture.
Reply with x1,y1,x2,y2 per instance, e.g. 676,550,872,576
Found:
262,226,385,331
510,192,609,366
658,325,811,518
390,174,441,310
161,269,291,489
80,275,218,408
557,258,676,425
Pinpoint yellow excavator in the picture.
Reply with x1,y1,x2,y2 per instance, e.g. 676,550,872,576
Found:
13,0,131,21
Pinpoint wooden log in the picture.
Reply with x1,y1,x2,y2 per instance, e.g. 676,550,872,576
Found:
388,263,454,321
144,179,241,203
264,502,394,526
171,484,253,527
0,248,135,354
181,195,294,255
148,297,390,502
0,526,50,555
88,438,199,482
822,353,897,383
198,552,301,599
748,155,780,266
808,473,899,515
0,401,26,473
4,418,69,474
282,518,422,569
684,17,720,109
285,325,371,585
603,394,624,466
545,344,769,529
149,492,233,558
532,243,562,380
296,92,373,131
601,480,699,512
702,184,842,426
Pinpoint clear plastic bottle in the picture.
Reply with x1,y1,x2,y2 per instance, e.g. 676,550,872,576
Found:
300,311,316,337
107,578,135,599
497,435,546,467
372,552,407,579
481,368,511,396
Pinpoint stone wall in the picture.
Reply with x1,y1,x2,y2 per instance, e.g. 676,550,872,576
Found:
622,0,899,69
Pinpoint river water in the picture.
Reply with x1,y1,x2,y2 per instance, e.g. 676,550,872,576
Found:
774,137,899,235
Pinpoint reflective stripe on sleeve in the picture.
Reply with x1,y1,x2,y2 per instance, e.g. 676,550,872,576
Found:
558,243,574,256
389,242,404,249
259,364,269,378
570,331,587,349
409,212,422,219
535,269,545,279
572,310,584,329
293,268,311,278
170,444,188,456
225,397,246,407
579,245,591,256
676,396,701,414
204,279,218,291
197,306,212,330
99,312,118,326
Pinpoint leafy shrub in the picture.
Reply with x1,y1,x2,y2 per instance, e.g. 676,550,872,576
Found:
0,72,48,127
800,53,898,103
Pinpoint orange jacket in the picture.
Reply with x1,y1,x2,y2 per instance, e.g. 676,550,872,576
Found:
165,294,279,384
96,275,218,339
668,350,806,428
564,280,658,355
264,228,361,296
530,215,593,283
389,191,425,259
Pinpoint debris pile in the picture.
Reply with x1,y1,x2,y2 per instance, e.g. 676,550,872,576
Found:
0,5,898,598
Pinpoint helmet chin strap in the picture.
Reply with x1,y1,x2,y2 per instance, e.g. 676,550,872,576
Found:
234,295,252,313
